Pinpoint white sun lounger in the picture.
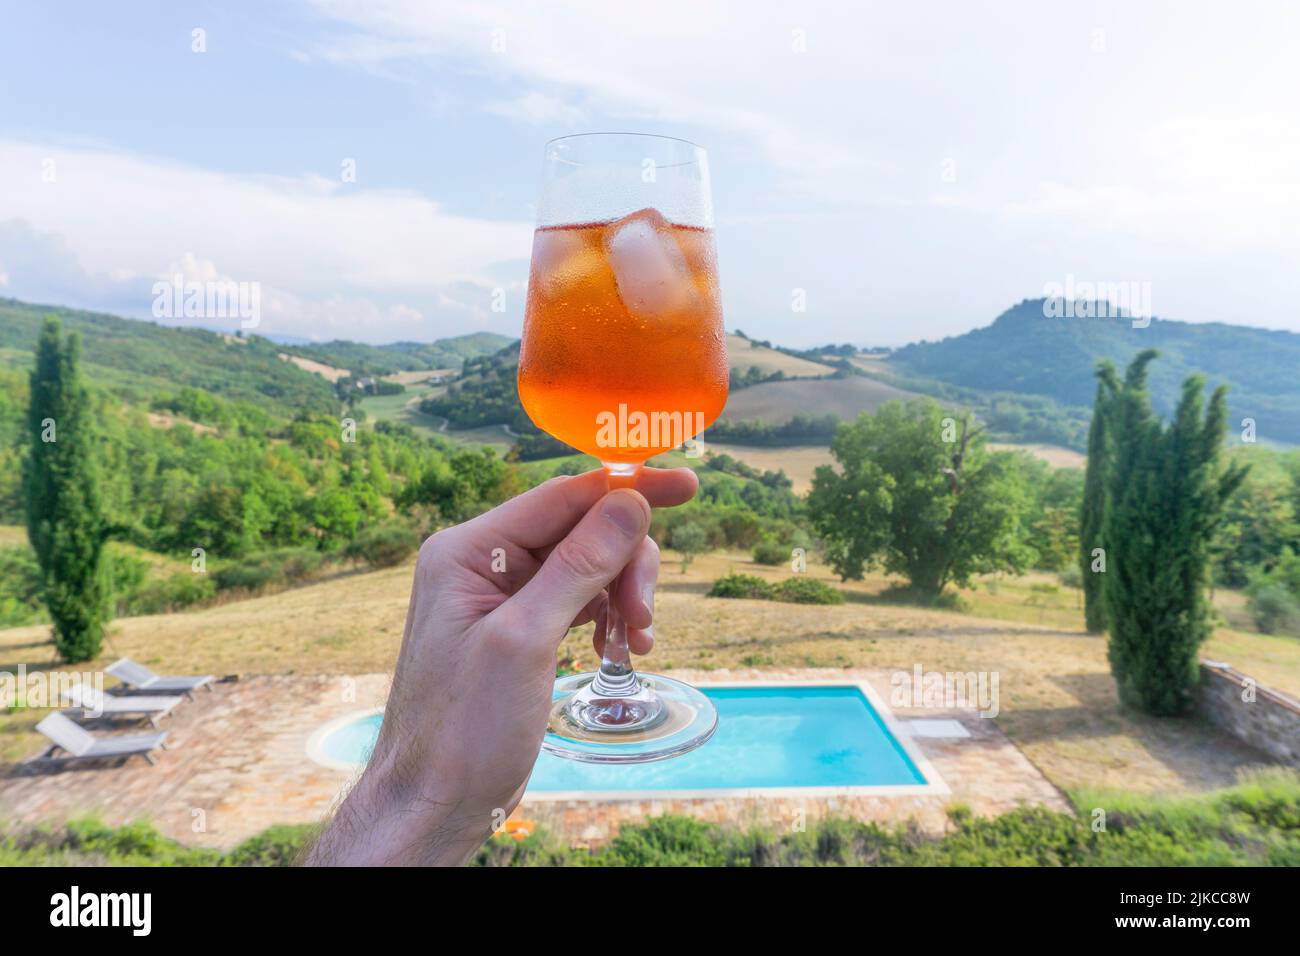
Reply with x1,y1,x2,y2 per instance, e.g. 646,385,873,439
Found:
33,712,168,766
106,658,214,699
62,684,182,726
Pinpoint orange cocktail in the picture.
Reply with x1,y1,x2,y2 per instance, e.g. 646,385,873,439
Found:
518,208,728,462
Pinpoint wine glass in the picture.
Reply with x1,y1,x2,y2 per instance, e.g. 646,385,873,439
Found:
518,133,728,762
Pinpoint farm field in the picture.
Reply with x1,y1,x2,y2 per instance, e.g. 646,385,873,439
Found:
725,334,832,378
722,374,918,423
705,440,1085,491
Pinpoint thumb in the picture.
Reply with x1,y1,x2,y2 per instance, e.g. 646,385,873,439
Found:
500,489,651,646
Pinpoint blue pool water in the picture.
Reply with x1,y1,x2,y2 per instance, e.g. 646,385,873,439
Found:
318,686,925,790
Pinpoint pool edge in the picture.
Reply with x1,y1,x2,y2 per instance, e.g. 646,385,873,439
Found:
306,705,383,771
305,682,953,802
522,680,951,803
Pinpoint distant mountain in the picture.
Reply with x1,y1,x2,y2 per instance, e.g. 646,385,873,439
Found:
282,333,516,376
891,299,1300,444
0,298,337,414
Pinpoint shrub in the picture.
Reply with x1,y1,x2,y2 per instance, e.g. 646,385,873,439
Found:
771,577,843,604
480,767,1300,865
601,815,727,867
124,571,217,615
707,573,842,605
718,510,762,549
214,547,324,593
225,824,317,866
344,523,421,569
667,522,709,572
707,573,772,599
1246,581,1300,635
5,770,1297,867
0,544,44,626
752,537,789,566
106,550,150,614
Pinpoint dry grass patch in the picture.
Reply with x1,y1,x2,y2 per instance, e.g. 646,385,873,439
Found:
725,334,831,378
1,550,1294,793
704,444,830,492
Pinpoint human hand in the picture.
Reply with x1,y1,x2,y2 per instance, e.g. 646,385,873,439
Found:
305,465,698,866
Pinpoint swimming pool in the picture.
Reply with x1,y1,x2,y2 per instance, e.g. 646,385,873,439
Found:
308,683,934,794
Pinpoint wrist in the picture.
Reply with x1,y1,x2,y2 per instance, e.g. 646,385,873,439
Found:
308,755,489,866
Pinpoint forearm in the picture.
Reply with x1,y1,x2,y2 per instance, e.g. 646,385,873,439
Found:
303,764,488,867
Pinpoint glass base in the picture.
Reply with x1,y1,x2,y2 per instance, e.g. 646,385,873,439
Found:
543,672,718,763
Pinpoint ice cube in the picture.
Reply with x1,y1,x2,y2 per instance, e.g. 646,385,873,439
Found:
604,208,697,319
531,227,610,299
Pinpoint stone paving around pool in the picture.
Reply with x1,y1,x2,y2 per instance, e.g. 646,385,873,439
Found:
0,669,1069,851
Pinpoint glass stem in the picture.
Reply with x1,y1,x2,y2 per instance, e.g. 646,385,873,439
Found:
592,462,644,698
591,569,637,697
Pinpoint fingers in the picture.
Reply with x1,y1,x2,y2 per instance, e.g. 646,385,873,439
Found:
615,536,659,631
468,466,697,551
592,602,655,658
590,536,659,658
496,489,652,646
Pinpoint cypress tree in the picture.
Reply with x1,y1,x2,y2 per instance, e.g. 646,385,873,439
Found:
1102,350,1248,715
24,318,109,663
1080,362,1118,632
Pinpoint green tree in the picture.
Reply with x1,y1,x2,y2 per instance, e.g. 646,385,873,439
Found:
1212,473,1298,588
1079,364,1118,632
24,319,109,662
808,400,1033,596
1101,351,1248,715
668,522,709,573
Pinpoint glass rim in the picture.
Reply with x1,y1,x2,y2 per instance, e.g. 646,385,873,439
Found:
544,132,706,169
544,131,705,151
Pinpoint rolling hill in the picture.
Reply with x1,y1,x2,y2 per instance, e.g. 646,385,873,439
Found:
281,333,515,377
722,374,916,422
725,333,835,378
0,298,337,414
892,298,1300,444
0,298,516,417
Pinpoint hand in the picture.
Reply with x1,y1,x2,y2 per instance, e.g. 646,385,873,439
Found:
305,465,698,866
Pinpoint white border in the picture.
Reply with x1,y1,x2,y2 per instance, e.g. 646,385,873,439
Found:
305,682,950,801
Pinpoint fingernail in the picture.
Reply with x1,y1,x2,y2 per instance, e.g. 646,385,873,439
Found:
602,491,646,536
642,626,655,650
641,584,654,621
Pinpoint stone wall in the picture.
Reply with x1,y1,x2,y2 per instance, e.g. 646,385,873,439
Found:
1197,661,1300,765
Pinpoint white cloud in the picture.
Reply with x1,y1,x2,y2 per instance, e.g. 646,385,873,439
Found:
306,0,1300,259
0,140,533,341
488,91,586,125
1000,114,1300,256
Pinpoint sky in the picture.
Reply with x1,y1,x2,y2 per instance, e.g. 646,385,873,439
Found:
1,0,1298,347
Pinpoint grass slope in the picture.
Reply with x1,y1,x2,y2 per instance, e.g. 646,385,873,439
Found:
725,333,836,378
721,374,917,424
0,298,337,414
